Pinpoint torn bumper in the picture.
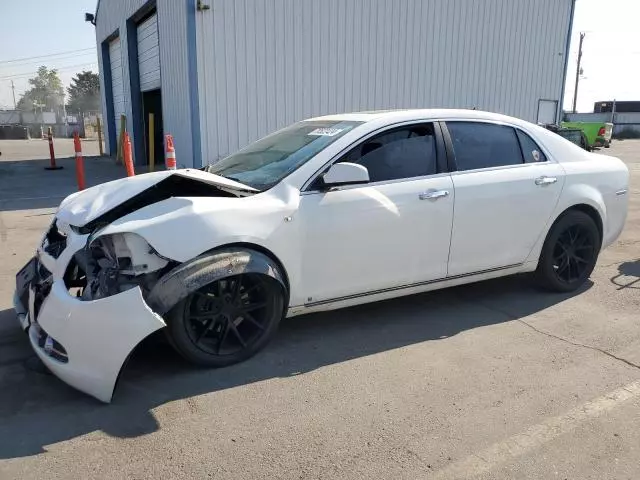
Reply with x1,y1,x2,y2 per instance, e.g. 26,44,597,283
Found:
14,220,166,403
20,281,166,403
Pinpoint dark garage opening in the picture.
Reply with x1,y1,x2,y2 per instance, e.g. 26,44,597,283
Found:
142,89,163,168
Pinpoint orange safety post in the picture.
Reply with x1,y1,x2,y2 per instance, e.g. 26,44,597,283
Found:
123,131,135,177
165,134,177,170
72,132,86,190
45,127,63,170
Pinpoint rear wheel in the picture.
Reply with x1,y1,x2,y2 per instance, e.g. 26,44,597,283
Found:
535,210,600,292
165,273,285,367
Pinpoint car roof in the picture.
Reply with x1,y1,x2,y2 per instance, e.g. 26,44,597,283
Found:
306,108,591,163
308,109,534,127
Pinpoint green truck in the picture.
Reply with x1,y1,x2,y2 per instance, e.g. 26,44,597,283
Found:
561,121,613,149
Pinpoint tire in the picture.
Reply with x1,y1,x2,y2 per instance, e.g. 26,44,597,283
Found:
535,210,601,292
165,272,285,367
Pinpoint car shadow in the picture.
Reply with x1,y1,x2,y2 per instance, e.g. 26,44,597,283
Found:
0,274,591,458
610,259,640,290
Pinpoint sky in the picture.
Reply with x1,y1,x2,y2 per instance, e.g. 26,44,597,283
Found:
0,0,98,109
565,0,640,112
0,0,638,113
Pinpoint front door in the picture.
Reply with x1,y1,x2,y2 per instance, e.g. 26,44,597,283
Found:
298,123,455,304
444,121,565,276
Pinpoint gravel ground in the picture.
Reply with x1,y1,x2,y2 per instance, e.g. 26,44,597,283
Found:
0,139,638,479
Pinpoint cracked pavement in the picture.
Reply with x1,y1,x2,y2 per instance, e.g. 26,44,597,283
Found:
0,139,638,479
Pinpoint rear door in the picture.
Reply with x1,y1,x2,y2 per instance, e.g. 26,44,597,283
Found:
443,121,565,276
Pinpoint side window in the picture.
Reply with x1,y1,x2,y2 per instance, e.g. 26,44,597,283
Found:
516,130,547,163
339,124,437,182
446,122,524,171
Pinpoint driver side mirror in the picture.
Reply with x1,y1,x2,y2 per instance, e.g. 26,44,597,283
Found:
322,162,370,188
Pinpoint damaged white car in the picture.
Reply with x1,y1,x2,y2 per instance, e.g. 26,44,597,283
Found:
14,110,629,402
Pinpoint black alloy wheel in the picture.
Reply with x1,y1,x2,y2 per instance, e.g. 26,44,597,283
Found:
551,224,597,285
166,273,284,367
536,210,600,292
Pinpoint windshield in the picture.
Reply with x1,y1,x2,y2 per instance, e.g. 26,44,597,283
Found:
206,120,362,190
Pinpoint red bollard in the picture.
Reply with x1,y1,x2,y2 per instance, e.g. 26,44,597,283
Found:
45,127,63,170
123,131,135,177
165,134,176,170
73,132,86,190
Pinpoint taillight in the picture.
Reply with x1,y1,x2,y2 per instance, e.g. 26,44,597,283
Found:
598,127,606,136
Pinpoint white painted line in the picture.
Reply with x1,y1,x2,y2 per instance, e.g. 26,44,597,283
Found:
432,379,640,479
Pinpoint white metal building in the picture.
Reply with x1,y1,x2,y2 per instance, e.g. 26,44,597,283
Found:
95,0,576,168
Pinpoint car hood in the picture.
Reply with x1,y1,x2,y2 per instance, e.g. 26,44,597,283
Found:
56,169,257,229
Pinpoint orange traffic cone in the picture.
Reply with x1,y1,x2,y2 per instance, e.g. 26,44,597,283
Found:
165,134,176,170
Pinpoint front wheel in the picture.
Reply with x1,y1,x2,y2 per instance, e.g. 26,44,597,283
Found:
535,210,601,292
165,273,285,367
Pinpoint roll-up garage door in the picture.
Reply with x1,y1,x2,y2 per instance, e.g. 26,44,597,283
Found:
109,37,125,142
137,13,161,92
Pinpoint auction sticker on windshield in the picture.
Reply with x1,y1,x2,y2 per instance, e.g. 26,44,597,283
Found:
308,127,345,137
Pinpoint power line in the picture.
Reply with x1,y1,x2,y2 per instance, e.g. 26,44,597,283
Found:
0,62,99,81
2,51,97,68
0,48,95,65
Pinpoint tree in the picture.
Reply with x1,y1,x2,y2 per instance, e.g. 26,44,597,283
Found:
17,66,64,111
67,70,101,114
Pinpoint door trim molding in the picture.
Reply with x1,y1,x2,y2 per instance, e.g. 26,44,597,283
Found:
303,263,523,308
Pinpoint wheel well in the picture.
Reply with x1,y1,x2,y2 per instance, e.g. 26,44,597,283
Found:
147,243,291,316
212,242,291,295
563,204,604,245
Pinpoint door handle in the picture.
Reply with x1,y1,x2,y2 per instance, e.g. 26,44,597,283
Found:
419,190,449,200
534,176,558,186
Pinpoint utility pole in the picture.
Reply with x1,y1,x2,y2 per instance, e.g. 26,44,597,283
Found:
10,80,17,109
572,32,585,114
611,98,616,123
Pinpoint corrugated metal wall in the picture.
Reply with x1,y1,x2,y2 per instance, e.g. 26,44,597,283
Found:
196,0,572,163
96,0,146,157
564,113,612,123
156,0,194,167
109,38,126,139
96,0,572,166
137,14,161,92
96,0,194,166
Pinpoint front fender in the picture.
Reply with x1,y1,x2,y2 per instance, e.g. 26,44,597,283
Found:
96,195,297,263
146,248,288,316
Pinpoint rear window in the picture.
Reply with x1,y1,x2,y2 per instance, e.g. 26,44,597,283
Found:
446,122,524,171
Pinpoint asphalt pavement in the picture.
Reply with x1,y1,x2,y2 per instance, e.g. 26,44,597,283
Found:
0,139,638,479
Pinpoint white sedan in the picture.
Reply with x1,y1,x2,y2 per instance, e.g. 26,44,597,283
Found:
14,109,629,402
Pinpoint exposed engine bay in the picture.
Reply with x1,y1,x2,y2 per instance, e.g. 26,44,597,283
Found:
67,232,174,302
59,171,253,302
75,173,241,234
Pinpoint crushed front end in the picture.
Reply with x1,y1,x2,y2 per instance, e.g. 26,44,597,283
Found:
14,219,170,403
